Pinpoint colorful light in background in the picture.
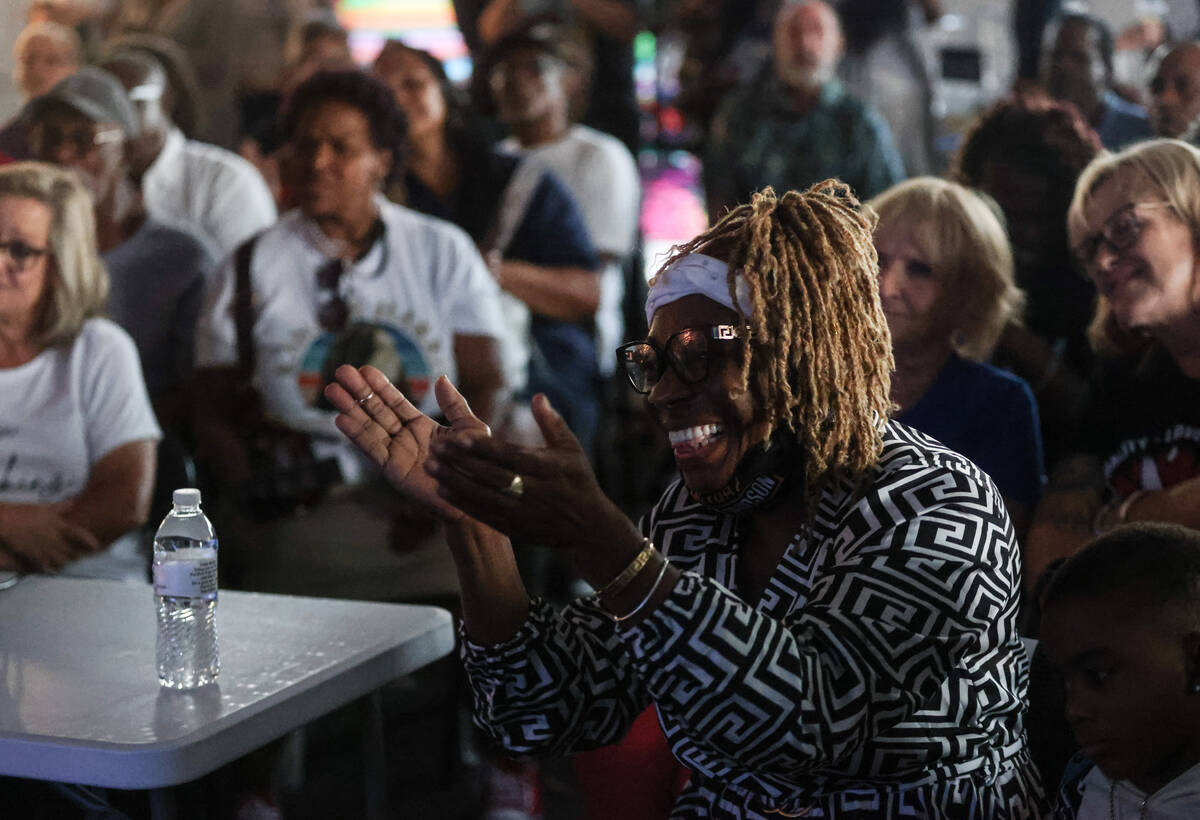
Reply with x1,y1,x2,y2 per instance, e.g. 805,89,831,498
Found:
335,0,471,81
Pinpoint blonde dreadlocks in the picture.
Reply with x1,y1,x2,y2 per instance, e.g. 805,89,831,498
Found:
655,182,894,498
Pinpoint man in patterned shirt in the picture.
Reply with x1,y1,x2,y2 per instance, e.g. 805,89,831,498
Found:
325,182,1045,817
703,0,905,220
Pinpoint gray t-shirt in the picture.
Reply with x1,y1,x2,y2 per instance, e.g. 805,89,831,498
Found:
102,218,213,401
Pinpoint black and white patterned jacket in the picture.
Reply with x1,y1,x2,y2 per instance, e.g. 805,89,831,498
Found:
463,422,1047,818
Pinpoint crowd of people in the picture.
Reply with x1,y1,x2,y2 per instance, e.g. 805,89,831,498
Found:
3,0,1200,818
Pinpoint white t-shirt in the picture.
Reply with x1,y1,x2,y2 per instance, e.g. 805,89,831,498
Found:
195,199,512,480
0,318,162,579
143,126,278,261
1078,761,1200,818
501,124,641,373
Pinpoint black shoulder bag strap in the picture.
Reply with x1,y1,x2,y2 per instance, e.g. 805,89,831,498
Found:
233,234,261,380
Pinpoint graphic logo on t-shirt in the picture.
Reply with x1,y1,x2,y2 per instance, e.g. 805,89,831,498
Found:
297,321,432,409
1106,424,1200,498
0,452,65,501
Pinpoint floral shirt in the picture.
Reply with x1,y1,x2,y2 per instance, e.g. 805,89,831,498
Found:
462,422,1046,818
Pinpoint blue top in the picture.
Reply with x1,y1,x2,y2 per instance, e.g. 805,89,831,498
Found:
898,355,1045,510
405,150,601,446
102,218,212,401
1095,90,1152,151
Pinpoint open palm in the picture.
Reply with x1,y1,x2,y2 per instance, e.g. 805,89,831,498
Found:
323,365,489,520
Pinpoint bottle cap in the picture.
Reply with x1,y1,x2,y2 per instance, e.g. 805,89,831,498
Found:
173,488,201,508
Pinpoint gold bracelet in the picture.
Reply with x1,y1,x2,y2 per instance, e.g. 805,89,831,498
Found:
1116,489,1149,523
596,538,654,599
611,559,671,623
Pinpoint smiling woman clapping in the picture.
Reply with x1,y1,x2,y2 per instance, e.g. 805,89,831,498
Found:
324,182,1046,818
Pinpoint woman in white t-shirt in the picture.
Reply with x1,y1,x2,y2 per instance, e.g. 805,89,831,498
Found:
0,162,161,579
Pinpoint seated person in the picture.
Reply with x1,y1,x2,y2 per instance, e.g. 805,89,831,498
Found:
1041,522,1200,818
1025,138,1200,597
1148,41,1200,141
479,25,641,398
25,67,212,436
0,21,81,160
100,47,278,261
0,162,159,579
325,182,1046,816
193,69,511,600
1041,11,1152,150
869,176,1044,537
954,97,1103,465
373,41,600,449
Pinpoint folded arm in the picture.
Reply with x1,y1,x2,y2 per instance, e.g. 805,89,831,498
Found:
62,439,157,546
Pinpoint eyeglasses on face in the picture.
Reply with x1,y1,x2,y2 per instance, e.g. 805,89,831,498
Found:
29,122,123,158
0,239,49,272
1074,201,1173,271
616,324,745,395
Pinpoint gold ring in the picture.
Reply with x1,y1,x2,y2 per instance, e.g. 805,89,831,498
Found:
357,391,375,407
501,474,524,498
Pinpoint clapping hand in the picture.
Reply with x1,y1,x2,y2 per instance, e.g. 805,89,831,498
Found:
323,365,491,521
426,393,640,559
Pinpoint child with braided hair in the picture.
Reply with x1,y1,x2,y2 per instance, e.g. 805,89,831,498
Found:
325,181,1046,817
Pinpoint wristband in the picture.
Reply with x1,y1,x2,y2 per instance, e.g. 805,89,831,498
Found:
1116,489,1149,523
596,538,655,599
611,559,671,623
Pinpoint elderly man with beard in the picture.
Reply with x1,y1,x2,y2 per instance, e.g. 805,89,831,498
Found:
703,0,904,220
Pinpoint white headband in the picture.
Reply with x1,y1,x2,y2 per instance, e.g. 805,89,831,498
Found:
644,253,752,326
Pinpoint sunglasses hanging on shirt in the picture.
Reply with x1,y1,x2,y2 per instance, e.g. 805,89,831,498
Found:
313,217,388,334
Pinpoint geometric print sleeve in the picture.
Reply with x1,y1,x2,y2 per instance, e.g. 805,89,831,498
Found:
623,458,1024,810
462,423,1043,817
461,594,652,756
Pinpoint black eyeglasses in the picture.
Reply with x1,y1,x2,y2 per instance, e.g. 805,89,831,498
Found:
0,239,48,272
1073,202,1172,271
616,324,745,394
315,258,349,332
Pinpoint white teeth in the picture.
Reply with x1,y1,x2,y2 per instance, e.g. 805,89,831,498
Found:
668,424,724,445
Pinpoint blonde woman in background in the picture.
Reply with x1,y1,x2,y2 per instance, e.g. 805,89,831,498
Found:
0,162,159,579
1026,138,1200,597
0,21,81,160
870,176,1044,538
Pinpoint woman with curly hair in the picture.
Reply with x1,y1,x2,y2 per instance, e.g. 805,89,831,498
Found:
954,96,1103,463
192,69,511,597
325,182,1045,817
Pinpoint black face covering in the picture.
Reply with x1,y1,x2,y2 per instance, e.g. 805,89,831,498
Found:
690,431,802,515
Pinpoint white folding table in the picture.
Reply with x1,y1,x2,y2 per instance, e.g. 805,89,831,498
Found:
0,575,455,818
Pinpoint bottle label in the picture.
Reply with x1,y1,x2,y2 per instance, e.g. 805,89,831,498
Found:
153,549,218,597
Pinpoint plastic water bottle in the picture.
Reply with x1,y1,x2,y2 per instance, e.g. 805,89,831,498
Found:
153,488,219,688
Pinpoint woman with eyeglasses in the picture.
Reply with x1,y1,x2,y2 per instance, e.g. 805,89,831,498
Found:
325,182,1045,818
869,177,1043,540
0,162,159,579
1024,138,1200,599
